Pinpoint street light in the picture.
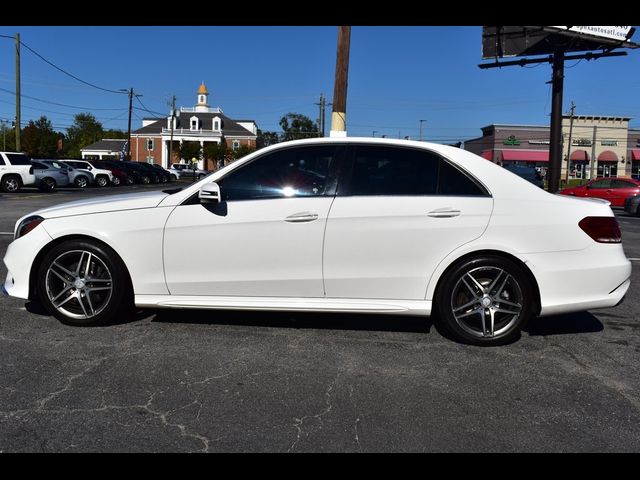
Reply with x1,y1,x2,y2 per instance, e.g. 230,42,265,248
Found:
419,119,427,141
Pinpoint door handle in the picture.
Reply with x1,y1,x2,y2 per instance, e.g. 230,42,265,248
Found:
427,208,461,218
285,212,319,223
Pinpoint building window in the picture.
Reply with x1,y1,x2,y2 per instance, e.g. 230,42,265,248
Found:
146,139,154,151
232,140,240,151
146,155,154,164
190,116,199,131
214,120,220,130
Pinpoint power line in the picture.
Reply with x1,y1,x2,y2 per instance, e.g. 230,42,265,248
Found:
0,87,127,111
16,38,127,95
135,96,166,117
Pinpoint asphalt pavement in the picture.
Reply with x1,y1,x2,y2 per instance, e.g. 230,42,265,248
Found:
1,185,639,452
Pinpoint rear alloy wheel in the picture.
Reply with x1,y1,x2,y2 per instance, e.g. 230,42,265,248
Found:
170,174,177,182
141,176,150,184
96,176,108,187
39,177,56,192
1,175,21,193
37,240,131,326
111,176,121,186
436,255,534,346
74,175,89,188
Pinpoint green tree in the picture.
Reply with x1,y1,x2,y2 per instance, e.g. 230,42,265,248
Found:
232,145,255,160
1,122,16,152
65,113,104,158
103,129,126,139
257,129,280,148
279,113,318,141
176,141,201,164
21,116,59,158
203,142,227,169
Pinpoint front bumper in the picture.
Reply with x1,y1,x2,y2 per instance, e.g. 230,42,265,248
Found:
2,224,53,300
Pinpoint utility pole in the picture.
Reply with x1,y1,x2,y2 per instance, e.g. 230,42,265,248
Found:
126,88,133,161
330,26,351,137
372,130,377,137
15,33,20,152
315,93,328,137
590,125,598,180
564,101,575,184
419,119,427,141
547,48,564,193
168,95,176,168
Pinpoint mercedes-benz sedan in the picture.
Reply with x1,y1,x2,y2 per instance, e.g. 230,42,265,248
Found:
2,138,631,345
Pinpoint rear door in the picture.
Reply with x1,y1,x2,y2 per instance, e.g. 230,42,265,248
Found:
322,144,493,300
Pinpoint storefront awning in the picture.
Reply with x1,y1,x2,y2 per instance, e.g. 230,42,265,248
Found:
598,150,618,162
631,149,640,161
570,150,589,161
480,150,493,160
500,149,548,162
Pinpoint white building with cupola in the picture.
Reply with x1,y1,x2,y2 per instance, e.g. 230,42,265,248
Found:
129,82,258,170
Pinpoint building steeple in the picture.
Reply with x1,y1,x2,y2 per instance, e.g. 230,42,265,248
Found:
195,82,210,112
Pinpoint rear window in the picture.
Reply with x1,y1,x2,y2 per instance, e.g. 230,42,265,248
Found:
5,153,30,165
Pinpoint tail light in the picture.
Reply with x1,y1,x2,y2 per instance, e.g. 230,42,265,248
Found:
578,216,621,243
29,166,34,174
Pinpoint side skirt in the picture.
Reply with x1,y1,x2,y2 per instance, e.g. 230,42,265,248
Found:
135,295,432,316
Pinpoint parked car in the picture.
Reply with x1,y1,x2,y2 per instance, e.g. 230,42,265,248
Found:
502,165,544,188
134,162,169,183
31,160,71,191
38,160,94,189
88,160,129,186
0,151,36,192
559,177,640,207
149,163,175,182
60,159,113,187
3,138,630,346
169,163,209,180
623,194,640,216
123,161,158,184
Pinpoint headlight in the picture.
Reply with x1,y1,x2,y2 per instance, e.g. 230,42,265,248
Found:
15,215,44,240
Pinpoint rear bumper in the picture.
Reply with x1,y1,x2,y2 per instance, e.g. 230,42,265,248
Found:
522,244,631,316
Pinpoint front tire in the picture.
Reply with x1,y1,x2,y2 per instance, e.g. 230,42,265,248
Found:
36,240,132,326
96,175,108,187
435,255,534,346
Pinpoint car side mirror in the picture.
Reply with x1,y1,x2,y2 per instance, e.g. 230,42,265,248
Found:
199,182,221,204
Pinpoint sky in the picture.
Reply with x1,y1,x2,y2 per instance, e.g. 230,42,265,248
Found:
0,26,639,144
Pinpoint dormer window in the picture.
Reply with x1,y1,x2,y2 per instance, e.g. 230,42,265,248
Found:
190,116,199,131
213,116,221,131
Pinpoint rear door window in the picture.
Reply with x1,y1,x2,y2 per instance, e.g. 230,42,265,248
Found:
5,153,30,165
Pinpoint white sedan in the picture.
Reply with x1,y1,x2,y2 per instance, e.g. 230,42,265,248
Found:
2,138,631,345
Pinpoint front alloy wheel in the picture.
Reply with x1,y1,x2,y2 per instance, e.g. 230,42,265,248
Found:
74,176,89,188
37,240,131,326
436,256,534,345
96,176,108,187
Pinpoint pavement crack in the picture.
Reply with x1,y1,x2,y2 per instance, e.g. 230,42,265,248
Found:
288,373,338,452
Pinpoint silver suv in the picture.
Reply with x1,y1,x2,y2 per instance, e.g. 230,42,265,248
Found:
169,163,209,180
0,152,36,192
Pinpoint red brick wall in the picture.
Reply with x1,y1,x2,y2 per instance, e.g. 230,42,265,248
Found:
132,136,162,164
224,138,256,149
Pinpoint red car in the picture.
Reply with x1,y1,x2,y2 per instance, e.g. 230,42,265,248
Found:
559,178,640,207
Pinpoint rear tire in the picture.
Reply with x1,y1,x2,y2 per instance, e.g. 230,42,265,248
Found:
36,239,132,326
96,176,108,187
435,255,534,346
39,177,56,192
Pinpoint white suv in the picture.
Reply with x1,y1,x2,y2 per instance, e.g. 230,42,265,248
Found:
0,152,36,192
61,159,114,187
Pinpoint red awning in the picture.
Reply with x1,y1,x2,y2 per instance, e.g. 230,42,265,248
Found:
500,149,548,162
598,150,618,162
631,149,640,161
480,150,493,160
570,150,589,161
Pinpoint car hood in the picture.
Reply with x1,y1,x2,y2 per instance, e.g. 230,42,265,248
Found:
31,190,169,219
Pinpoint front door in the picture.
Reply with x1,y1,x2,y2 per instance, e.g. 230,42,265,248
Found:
163,145,340,297
323,145,493,300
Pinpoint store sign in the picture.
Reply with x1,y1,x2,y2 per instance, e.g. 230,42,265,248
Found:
528,140,550,145
503,135,521,146
573,138,592,147
550,26,633,42
601,139,618,146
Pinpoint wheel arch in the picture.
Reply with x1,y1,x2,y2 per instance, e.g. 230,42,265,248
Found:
28,234,134,303
431,249,541,315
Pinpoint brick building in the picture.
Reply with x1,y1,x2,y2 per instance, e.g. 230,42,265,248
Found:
129,83,257,170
